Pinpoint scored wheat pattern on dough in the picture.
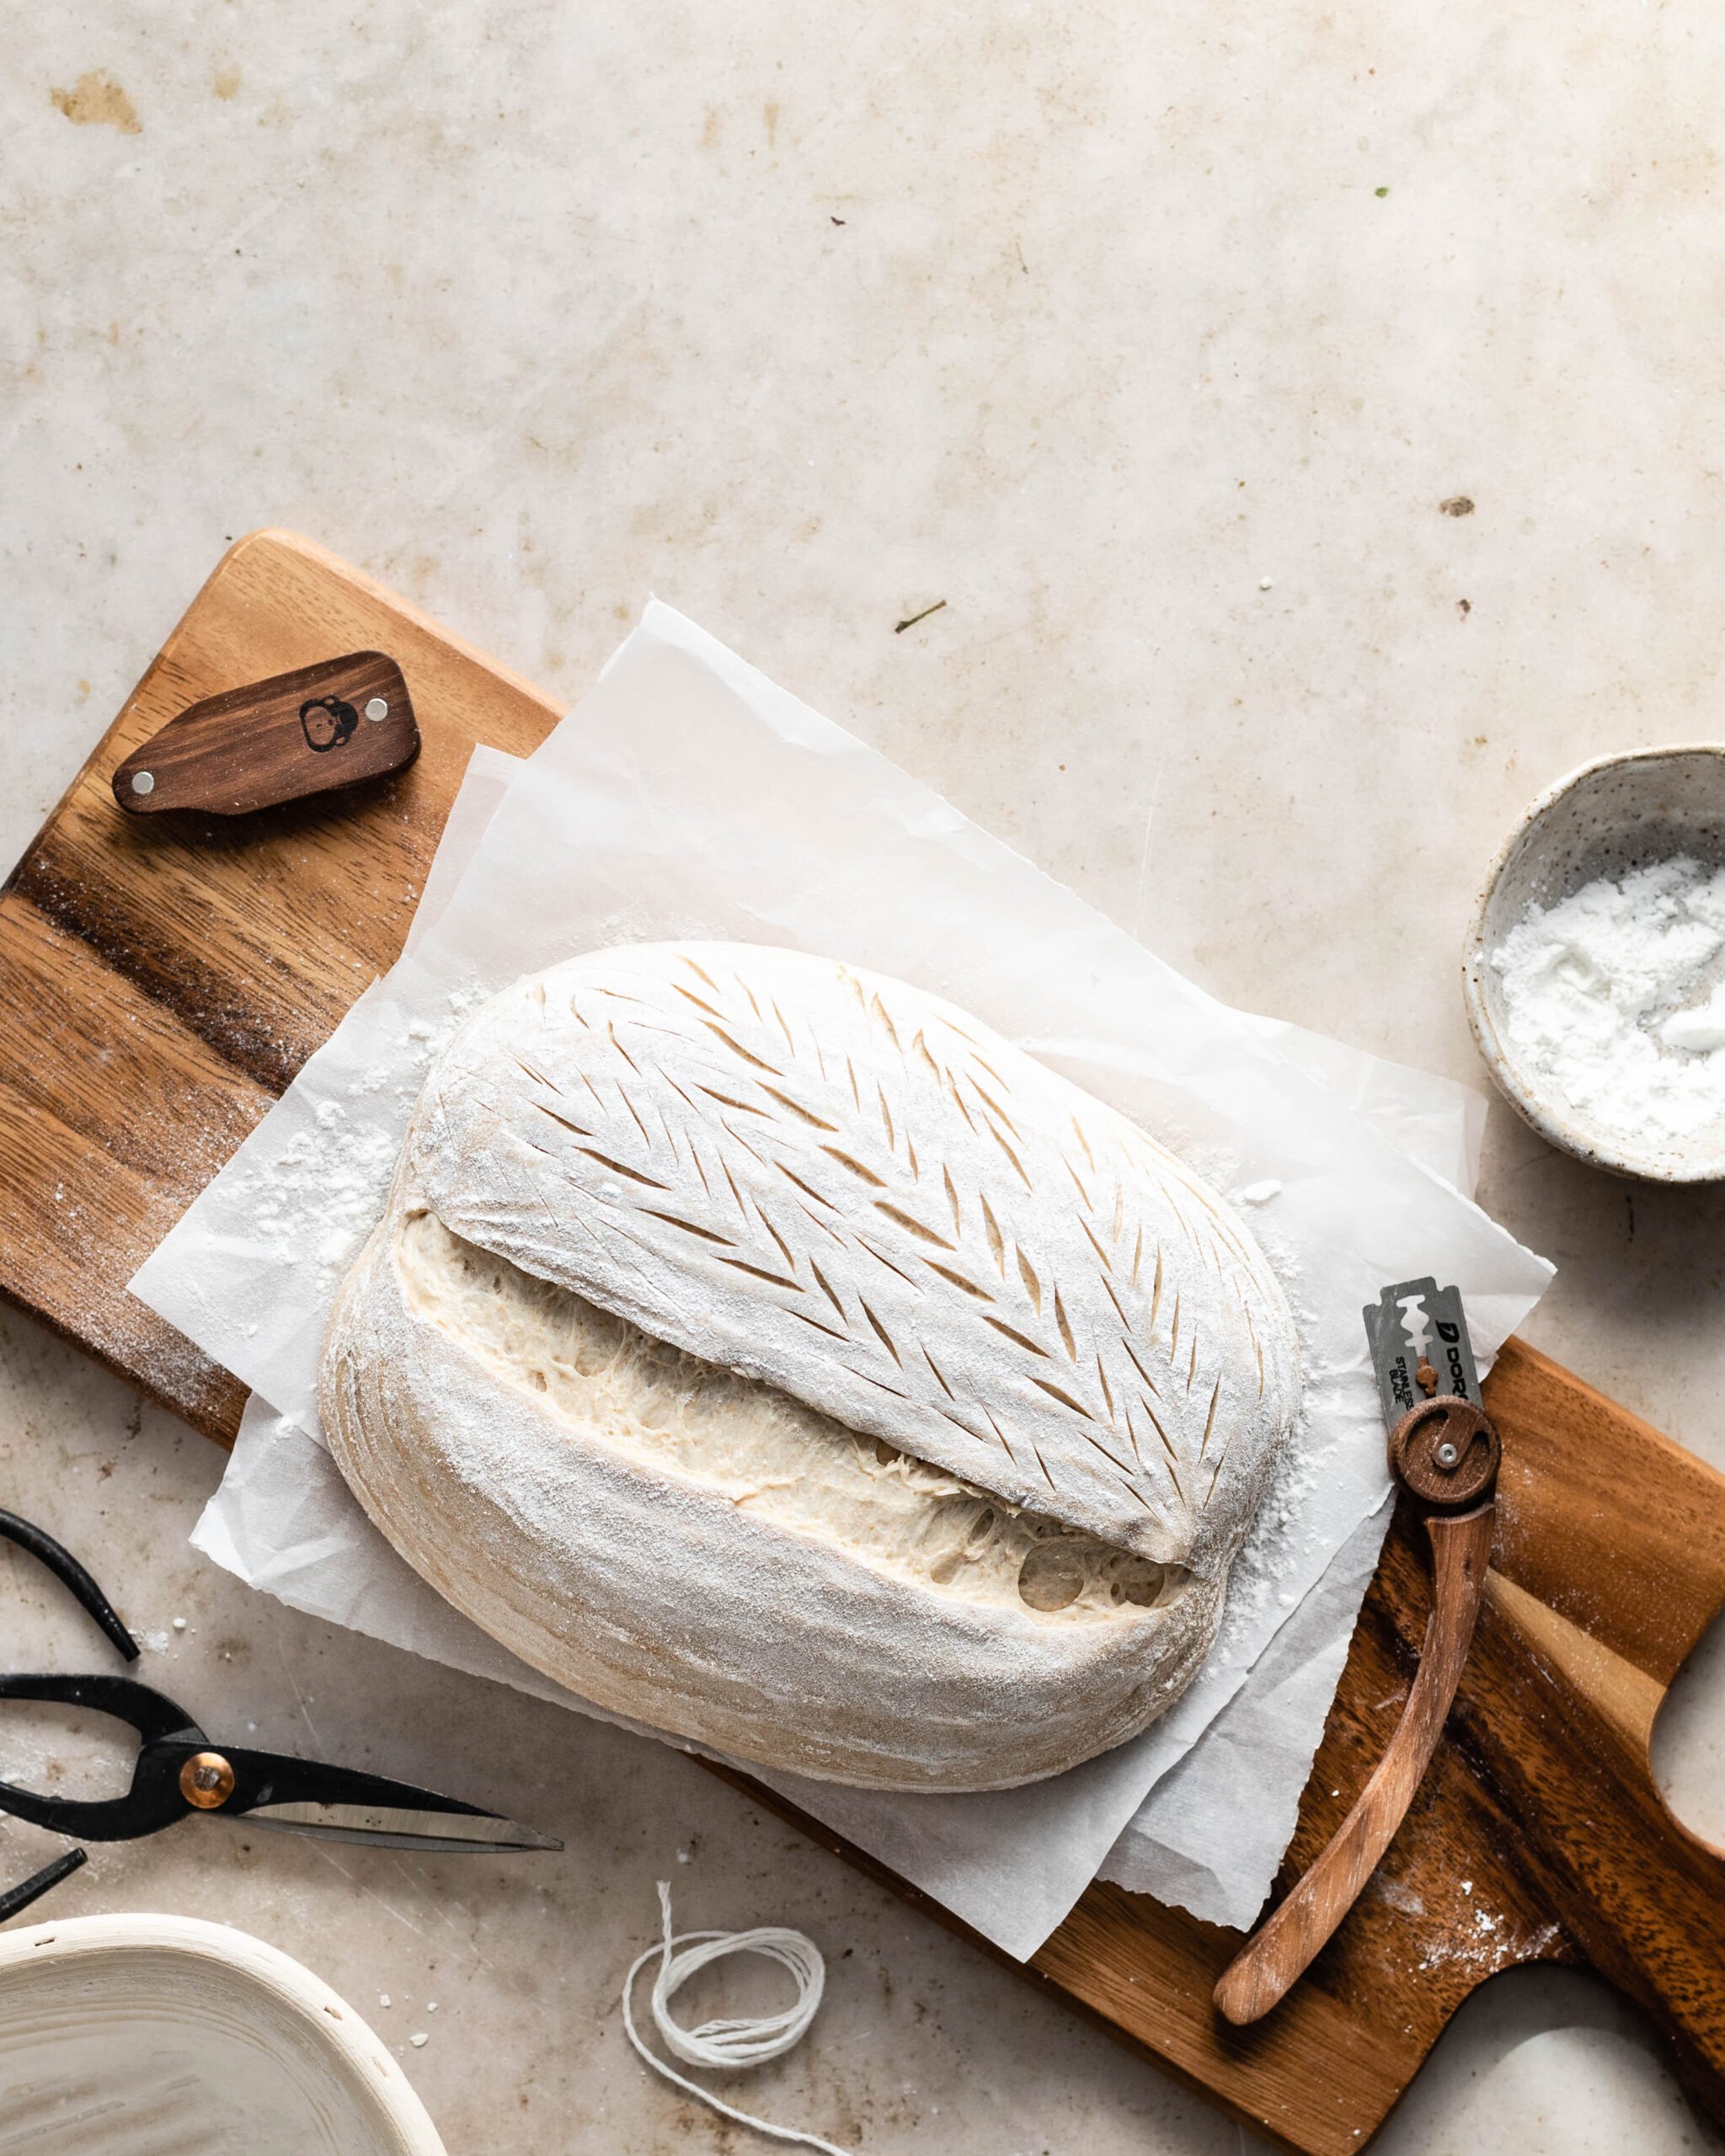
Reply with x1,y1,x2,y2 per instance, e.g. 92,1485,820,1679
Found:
415,946,1298,1561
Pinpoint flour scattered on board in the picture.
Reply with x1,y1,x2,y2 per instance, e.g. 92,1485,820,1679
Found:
1372,1873,1426,1918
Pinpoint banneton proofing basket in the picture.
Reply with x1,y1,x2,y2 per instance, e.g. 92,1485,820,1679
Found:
1463,744,1725,1183
0,1913,447,2156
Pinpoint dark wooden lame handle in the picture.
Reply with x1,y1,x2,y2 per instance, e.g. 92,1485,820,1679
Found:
1215,1502,1496,2025
111,650,419,818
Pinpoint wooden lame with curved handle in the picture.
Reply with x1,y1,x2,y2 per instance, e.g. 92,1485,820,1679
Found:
1214,1500,1496,2025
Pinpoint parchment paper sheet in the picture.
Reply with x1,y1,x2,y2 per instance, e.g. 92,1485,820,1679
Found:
135,601,1551,1956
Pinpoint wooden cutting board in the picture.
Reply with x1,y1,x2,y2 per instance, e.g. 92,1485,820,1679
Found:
5,531,1724,2153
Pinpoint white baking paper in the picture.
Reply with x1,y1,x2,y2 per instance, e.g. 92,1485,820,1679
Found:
134,600,1551,1959
1099,1492,1395,1924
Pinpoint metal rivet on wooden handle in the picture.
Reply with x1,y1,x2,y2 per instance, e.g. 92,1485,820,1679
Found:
111,652,419,818
1213,1499,1497,2025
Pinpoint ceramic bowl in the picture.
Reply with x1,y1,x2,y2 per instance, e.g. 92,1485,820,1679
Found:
0,1912,446,2156
1462,744,1725,1182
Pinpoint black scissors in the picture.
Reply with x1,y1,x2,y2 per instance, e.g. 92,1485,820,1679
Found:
0,1509,560,1922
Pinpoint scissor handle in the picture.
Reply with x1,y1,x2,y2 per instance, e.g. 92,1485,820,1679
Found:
0,1848,87,1923
0,1512,138,1660
0,1673,205,1841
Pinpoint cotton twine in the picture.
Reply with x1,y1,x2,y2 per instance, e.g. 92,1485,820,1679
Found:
622,1881,852,2156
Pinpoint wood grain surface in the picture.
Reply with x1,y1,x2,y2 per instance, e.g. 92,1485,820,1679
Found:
111,651,419,818
0,531,559,1435
3,533,1723,2155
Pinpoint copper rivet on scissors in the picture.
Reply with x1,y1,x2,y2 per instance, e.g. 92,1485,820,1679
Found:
180,1751,236,1809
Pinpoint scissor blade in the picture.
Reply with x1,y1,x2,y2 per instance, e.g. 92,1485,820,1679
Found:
242,1798,562,1854
199,1743,562,1854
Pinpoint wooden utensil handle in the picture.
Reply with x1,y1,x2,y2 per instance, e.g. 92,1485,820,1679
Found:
1214,1501,1496,2025
110,651,419,818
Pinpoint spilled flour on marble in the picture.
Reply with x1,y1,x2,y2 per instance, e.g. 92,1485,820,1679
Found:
1490,856,1725,1146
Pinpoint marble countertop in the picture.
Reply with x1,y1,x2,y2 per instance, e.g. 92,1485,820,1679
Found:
3,3,1724,2149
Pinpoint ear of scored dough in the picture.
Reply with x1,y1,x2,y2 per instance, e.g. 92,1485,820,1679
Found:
320,1182,1226,1790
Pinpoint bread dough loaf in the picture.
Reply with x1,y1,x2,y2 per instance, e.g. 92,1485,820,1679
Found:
321,943,1299,1790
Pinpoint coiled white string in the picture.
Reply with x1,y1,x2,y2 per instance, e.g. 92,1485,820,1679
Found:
622,1881,853,2156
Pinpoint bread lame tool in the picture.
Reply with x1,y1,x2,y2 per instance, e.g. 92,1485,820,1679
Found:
111,651,420,817
1215,1278,1501,2025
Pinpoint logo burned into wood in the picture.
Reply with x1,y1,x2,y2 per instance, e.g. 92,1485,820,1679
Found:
111,650,420,818
299,694,360,753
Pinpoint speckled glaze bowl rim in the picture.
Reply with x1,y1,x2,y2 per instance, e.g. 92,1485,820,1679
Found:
1461,742,1725,1186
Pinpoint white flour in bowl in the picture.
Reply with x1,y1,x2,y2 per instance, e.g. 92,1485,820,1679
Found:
1490,856,1725,1145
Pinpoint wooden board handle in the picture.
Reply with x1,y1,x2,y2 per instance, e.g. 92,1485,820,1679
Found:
1464,1573,1725,2128
1214,1502,1496,2025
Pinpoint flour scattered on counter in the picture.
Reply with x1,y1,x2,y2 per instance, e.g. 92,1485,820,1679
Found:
1490,856,1725,1145
1237,1180,1282,1205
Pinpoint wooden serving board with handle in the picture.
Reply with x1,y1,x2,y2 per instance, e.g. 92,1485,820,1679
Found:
3,531,1723,2153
